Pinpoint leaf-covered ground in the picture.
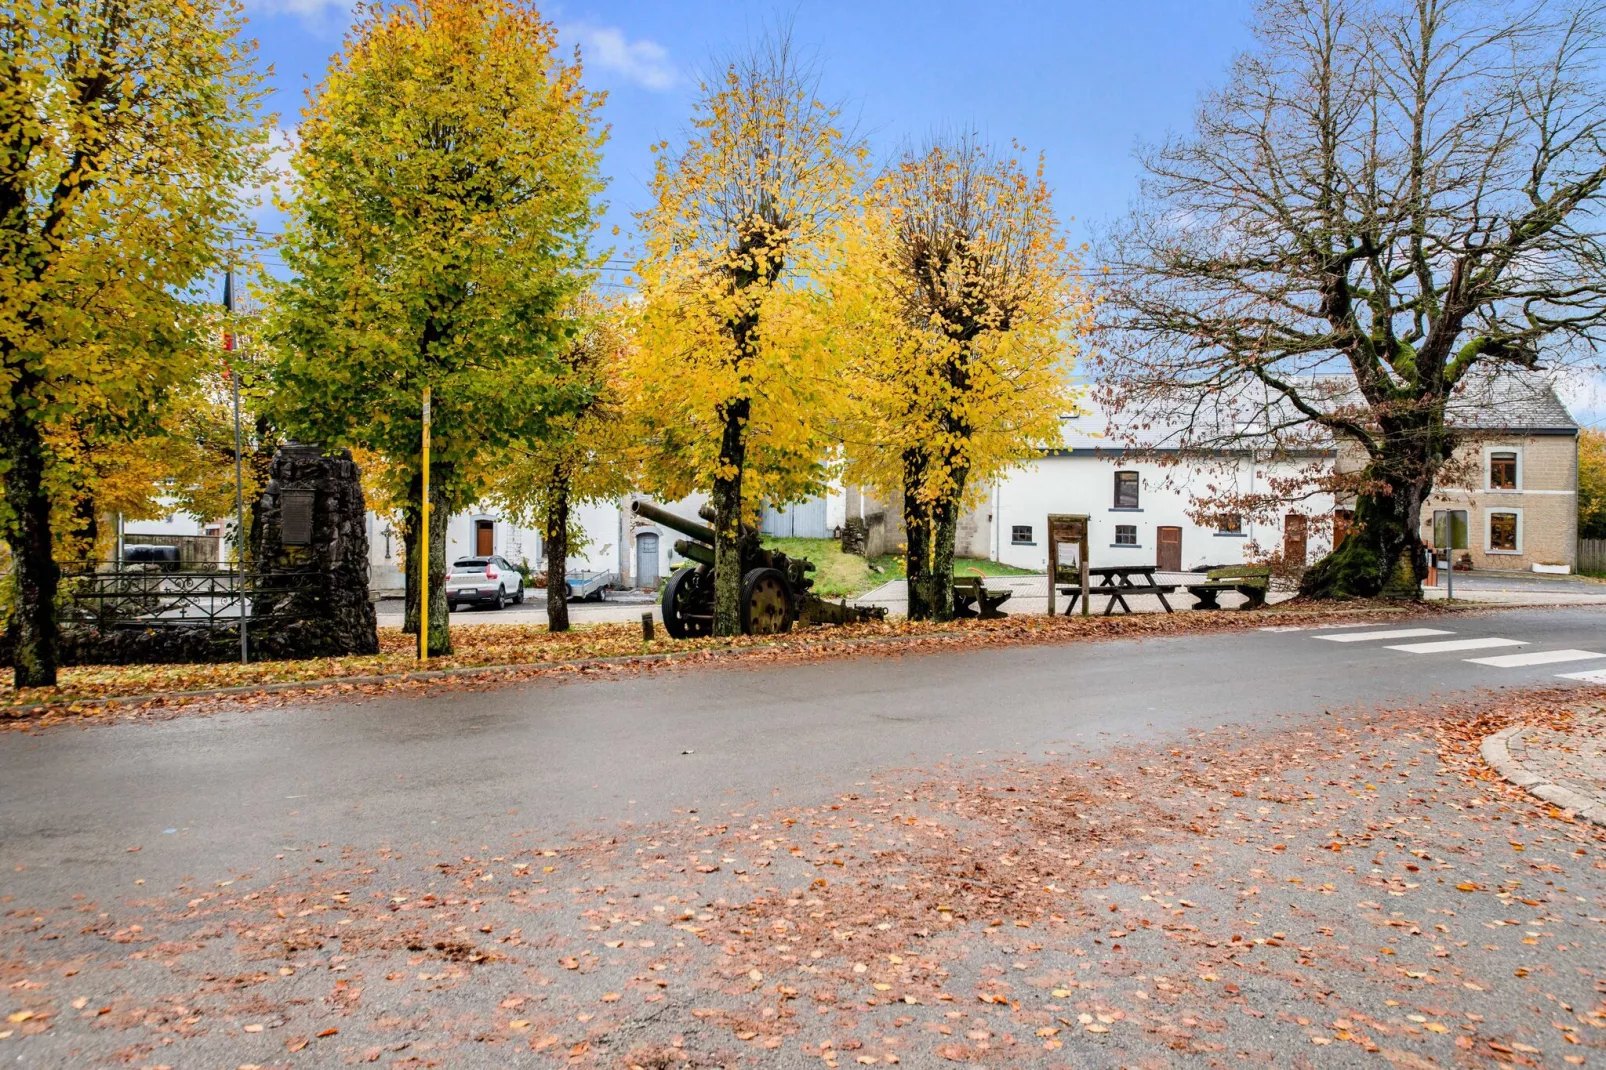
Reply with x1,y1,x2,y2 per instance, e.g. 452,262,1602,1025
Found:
3,685,1602,1067
0,603,1466,726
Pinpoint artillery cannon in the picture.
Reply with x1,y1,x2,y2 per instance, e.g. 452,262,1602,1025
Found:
631,500,887,639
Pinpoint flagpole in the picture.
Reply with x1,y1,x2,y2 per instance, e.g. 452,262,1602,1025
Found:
224,266,248,664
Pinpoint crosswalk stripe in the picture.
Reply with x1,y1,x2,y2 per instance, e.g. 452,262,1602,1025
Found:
1466,648,1606,668
1315,628,1453,643
1557,668,1606,684
1387,637,1527,654
1263,622,1396,633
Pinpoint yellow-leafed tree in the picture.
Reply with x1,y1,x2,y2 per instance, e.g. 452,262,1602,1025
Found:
267,0,605,657
628,29,865,636
0,0,268,685
833,135,1091,619
487,294,632,632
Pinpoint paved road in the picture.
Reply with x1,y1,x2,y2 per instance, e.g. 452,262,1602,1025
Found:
4,605,1606,1068
4,605,1603,902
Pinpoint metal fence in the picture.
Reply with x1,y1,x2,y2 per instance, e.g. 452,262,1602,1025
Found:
1582,538,1606,573
60,564,327,629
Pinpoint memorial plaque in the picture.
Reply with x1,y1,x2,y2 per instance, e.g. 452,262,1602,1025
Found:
281,490,314,546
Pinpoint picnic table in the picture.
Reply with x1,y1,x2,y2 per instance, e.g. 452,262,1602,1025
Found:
1058,564,1177,615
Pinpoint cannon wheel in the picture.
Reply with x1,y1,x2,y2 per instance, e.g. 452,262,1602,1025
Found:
661,565,711,640
741,567,793,635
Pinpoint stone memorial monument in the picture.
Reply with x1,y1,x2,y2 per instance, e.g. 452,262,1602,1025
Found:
251,444,379,658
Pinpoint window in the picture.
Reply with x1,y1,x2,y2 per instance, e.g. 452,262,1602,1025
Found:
1011,524,1034,545
1114,524,1138,546
1489,450,1519,490
1114,470,1140,509
1488,510,1520,552
1216,514,1243,534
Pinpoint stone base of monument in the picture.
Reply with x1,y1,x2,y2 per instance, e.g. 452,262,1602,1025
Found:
250,444,379,659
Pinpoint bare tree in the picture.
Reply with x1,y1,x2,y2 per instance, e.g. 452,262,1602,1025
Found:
1098,0,1606,597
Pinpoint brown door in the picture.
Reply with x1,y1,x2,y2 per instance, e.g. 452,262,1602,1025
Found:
1284,514,1308,565
475,520,494,557
1156,526,1182,572
1332,509,1353,547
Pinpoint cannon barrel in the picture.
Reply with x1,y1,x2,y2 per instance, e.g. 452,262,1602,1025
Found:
673,539,715,567
631,500,716,545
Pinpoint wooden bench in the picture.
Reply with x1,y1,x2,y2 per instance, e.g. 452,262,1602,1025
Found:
1184,565,1271,610
953,575,1012,619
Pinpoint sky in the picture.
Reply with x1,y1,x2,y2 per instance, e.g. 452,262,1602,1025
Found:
243,0,1258,266
239,0,1604,427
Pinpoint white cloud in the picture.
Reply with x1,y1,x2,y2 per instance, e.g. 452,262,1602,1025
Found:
570,23,679,92
245,0,352,29
236,126,297,225
1555,365,1606,428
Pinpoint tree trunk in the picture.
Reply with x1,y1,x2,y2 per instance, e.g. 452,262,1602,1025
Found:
1301,458,1430,600
401,466,452,653
4,417,60,688
924,470,968,622
402,505,420,635
902,449,931,620
544,464,570,633
711,398,749,637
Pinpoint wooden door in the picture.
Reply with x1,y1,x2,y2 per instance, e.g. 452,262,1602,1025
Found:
1283,514,1308,565
1156,526,1182,572
475,520,494,557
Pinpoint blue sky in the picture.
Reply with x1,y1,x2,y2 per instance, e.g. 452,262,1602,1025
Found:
241,0,1604,425
244,0,1256,266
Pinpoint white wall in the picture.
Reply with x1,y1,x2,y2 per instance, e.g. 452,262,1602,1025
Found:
990,452,1334,572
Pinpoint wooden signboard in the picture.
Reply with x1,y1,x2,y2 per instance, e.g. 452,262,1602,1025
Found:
1046,514,1091,617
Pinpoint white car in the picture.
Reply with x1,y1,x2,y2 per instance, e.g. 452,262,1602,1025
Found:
445,555,524,610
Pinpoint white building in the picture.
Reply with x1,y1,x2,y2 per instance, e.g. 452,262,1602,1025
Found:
972,410,1337,572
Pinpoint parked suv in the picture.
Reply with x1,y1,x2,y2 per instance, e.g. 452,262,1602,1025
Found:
446,556,524,610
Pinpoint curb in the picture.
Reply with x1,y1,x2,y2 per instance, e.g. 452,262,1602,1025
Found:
1480,725,1606,827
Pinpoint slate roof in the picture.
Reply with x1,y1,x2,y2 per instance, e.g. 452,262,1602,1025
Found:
1443,368,1579,432
1071,368,1578,454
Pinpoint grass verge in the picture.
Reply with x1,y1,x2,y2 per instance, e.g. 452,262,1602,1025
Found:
761,536,1038,598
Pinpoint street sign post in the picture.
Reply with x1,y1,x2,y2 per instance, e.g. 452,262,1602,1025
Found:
1432,508,1469,601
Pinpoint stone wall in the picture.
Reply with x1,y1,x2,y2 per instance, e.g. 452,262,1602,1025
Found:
1423,434,1578,570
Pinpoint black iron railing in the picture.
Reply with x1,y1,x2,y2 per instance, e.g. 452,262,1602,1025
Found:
59,564,329,629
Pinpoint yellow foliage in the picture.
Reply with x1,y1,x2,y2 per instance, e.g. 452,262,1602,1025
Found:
624,30,865,633
827,135,1093,617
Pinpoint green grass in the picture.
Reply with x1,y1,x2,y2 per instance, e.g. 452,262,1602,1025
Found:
761,537,1040,598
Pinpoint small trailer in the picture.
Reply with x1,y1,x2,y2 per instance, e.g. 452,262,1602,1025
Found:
564,570,614,602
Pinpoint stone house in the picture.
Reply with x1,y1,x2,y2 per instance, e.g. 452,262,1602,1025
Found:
1396,372,1580,571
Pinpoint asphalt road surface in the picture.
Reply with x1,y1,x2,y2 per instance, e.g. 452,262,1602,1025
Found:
2,604,1604,1067
6,606,1604,895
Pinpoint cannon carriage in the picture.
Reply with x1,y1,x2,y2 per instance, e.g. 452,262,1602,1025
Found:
631,501,887,639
